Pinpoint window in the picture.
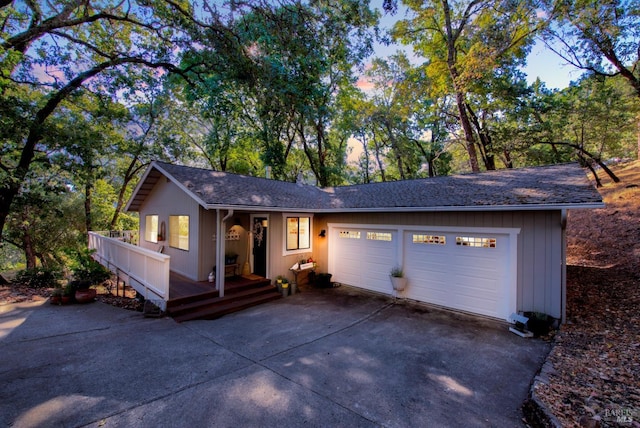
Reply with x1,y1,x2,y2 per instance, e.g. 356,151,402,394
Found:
286,216,311,251
456,236,496,248
367,232,392,241
339,230,361,239
145,215,158,243
169,215,189,251
413,234,446,245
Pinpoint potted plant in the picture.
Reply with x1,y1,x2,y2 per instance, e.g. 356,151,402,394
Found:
50,287,63,305
280,278,289,297
62,282,75,304
74,282,96,303
70,248,110,303
390,266,407,291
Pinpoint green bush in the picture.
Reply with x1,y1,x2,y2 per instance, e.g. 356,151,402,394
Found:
15,267,62,289
70,248,110,285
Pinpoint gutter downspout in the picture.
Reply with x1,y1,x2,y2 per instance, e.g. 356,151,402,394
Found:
561,209,567,324
216,209,234,297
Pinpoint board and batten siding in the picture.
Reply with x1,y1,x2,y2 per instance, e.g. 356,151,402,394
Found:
313,210,564,319
263,213,318,284
138,177,201,281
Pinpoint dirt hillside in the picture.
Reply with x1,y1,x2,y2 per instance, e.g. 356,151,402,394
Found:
535,161,640,427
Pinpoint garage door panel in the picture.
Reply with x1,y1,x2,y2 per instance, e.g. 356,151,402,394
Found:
331,228,396,294
404,230,512,320
331,227,513,320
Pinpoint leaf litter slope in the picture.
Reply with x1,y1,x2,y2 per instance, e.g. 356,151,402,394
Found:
536,160,640,427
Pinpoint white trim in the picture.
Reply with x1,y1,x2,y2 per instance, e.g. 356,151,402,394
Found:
328,223,520,321
281,213,314,256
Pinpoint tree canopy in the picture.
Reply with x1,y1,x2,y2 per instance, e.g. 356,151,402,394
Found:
0,0,638,269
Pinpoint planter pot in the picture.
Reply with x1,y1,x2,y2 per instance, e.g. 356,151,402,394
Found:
61,296,72,305
390,276,407,291
75,288,96,303
50,295,62,305
290,282,297,295
281,284,289,297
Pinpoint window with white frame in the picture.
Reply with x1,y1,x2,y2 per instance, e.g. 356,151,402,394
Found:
285,215,311,252
339,230,361,239
145,215,158,243
367,231,392,241
456,236,496,248
412,234,446,245
169,215,189,251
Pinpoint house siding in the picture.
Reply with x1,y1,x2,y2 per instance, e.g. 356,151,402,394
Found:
138,178,201,280
313,210,564,319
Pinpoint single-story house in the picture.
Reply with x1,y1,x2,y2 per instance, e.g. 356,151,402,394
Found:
123,160,603,323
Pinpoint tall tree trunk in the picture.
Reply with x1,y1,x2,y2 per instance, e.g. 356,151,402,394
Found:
454,91,480,172
22,224,37,269
465,102,495,170
85,180,92,233
503,149,513,168
442,0,480,172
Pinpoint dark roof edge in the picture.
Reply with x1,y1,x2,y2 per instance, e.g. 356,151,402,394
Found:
202,202,605,213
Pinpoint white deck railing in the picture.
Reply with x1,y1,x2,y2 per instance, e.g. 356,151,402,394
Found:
88,232,170,309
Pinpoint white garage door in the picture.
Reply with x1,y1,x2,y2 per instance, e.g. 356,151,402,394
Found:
329,227,397,295
403,230,512,319
329,224,516,320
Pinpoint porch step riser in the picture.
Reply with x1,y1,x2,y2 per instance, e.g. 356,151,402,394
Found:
167,284,276,318
172,292,282,323
167,279,272,309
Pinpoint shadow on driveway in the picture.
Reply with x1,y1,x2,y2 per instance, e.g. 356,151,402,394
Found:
0,285,549,427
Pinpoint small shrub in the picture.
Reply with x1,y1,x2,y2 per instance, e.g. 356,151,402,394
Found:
69,248,110,285
15,267,62,289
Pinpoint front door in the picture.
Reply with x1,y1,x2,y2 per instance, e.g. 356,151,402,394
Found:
252,216,268,277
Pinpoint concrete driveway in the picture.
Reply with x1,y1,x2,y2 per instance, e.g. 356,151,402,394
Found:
0,285,549,427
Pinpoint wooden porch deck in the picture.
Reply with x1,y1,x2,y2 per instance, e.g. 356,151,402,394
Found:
167,271,281,321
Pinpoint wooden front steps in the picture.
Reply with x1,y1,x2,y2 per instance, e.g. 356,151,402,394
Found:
167,277,281,322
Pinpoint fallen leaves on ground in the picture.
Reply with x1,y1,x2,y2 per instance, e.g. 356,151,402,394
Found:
0,280,142,312
535,161,640,427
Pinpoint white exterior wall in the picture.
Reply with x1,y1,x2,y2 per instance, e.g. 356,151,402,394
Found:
138,178,201,281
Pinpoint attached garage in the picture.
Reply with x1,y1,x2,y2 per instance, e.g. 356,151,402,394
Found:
329,224,519,321
126,161,604,324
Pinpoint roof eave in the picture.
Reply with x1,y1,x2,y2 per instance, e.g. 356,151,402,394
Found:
124,162,157,212
202,202,605,213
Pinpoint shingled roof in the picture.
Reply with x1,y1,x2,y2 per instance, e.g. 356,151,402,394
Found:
126,161,603,213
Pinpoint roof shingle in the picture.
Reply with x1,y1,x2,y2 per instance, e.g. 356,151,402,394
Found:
128,161,603,212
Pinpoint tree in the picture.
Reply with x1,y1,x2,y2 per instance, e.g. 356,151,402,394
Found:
352,53,451,181
541,0,640,98
185,0,378,186
3,164,84,269
393,0,540,172
0,0,200,241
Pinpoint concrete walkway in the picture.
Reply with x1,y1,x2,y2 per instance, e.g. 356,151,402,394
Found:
0,286,549,427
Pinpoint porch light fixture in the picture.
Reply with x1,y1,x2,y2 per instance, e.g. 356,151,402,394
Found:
319,229,326,237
